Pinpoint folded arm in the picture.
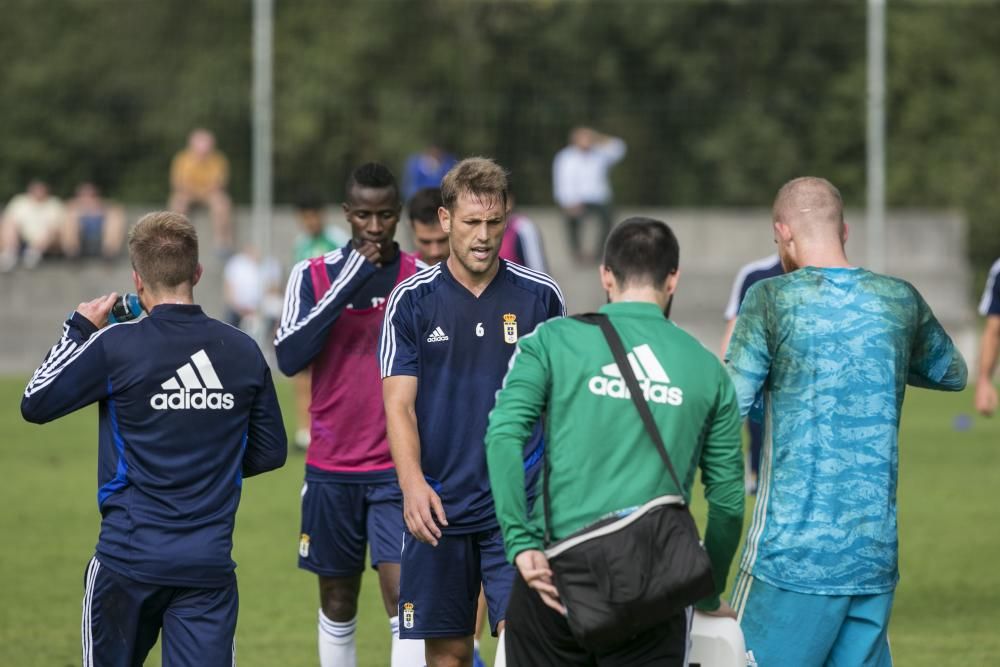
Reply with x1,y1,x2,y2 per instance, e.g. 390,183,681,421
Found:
273,249,375,376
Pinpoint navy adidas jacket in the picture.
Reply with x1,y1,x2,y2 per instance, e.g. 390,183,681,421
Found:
21,304,287,587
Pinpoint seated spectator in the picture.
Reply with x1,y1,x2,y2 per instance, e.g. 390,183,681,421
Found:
0,180,66,272
292,191,348,264
407,186,448,265
402,143,457,201
169,128,233,252
223,244,283,338
63,182,126,261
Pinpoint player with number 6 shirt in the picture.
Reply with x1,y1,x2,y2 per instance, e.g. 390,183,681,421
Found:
380,157,565,667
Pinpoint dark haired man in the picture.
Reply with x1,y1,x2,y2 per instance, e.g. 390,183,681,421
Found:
381,157,565,667
21,211,287,666
275,163,426,667
408,186,449,265
486,217,745,665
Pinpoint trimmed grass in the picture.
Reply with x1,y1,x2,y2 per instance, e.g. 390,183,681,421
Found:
0,378,997,666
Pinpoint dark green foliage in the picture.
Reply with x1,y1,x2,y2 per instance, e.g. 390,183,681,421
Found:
0,1,997,269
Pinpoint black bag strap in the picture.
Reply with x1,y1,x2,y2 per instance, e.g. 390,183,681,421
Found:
543,312,685,545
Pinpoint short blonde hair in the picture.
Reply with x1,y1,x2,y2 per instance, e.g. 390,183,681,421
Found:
440,157,508,212
128,211,199,289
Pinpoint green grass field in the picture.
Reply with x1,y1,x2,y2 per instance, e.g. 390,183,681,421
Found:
1,377,998,666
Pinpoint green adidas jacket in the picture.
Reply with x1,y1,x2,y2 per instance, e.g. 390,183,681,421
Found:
485,301,744,610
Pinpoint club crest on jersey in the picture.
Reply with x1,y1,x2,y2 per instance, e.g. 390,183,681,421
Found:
299,533,310,558
402,602,415,629
503,313,518,344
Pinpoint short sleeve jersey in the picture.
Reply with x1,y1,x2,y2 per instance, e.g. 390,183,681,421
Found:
380,259,566,533
978,258,1000,316
726,268,965,595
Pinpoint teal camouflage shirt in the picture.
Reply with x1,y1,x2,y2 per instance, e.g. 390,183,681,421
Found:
726,267,966,595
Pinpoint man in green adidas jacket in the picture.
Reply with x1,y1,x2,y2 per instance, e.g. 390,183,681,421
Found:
485,217,744,665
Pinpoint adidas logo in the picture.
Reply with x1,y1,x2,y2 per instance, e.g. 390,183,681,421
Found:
426,326,449,343
150,349,235,410
588,344,683,406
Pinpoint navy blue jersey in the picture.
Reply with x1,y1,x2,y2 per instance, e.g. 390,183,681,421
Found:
380,259,565,533
21,305,286,588
979,258,1000,316
723,254,784,320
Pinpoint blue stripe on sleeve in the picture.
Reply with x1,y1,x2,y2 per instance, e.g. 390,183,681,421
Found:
98,378,129,507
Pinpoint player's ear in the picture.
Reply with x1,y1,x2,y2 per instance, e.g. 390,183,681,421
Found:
665,269,680,296
192,263,203,287
841,221,850,245
438,205,452,233
132,269,142,294
599,264,615,295
773,221,792,243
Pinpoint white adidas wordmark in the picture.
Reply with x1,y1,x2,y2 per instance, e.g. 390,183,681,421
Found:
150,349,235,410
589,343,683,406
426,326,450,343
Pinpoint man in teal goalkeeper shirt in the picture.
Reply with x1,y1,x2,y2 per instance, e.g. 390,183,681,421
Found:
727,177,967,667
486,217,744,665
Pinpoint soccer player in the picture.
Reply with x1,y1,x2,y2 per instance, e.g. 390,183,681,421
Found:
726,177,967,667
975,258,1000,416
380,157,565,667
274,163,426,667
21,211,287,666
720,253,783,494
408,186,449,265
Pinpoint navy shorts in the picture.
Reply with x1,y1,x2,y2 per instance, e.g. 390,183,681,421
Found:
82,556,238,667
398,528,515,639
298,478,405,577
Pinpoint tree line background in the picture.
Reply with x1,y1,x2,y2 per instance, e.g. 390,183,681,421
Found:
0,0,997,272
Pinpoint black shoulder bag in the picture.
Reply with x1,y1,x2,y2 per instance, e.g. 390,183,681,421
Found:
541,313,715,653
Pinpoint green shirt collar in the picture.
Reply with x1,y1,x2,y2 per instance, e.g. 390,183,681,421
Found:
597,301,671,321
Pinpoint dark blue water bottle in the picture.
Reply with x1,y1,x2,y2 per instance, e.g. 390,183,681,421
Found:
108,293,143,324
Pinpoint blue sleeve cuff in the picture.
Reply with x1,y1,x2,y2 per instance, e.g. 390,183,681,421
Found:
70,312,100,340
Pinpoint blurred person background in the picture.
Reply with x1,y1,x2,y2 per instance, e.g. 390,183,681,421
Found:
552,126,626,264
406,186,448,266
402,142,457,202
0,180,66,271
169,128,234,254
62,182,126,262
223,243,283,344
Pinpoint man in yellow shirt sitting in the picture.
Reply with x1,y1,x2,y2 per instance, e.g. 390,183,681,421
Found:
169,128,233,252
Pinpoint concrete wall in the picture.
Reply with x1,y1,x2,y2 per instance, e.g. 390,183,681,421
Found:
0,205,974,376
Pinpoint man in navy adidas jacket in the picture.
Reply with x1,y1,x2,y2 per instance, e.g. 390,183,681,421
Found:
21,211,287,667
